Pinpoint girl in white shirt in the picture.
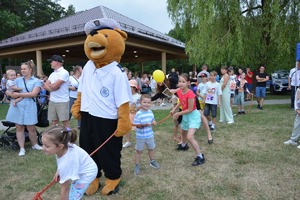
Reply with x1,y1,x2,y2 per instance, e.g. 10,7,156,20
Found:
123,79,141,148
42,125,97,200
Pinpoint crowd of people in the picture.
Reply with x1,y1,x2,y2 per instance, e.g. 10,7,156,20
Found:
119,64,272,169
2,58,295,198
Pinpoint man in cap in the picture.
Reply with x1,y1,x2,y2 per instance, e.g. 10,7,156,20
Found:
44,55,71,129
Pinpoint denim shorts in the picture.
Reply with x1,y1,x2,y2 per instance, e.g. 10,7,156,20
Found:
180,110,201,131
204,103,217,118
135,137,155,151
69,180,91,199
256,87,266,98
247,83,253,92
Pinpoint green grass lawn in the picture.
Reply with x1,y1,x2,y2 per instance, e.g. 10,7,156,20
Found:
1,97,299,200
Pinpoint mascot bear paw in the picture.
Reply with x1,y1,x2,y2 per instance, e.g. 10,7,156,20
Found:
85,178,100,196
101,178,121,195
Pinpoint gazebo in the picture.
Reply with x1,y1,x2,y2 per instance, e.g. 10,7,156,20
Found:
0,6,187,76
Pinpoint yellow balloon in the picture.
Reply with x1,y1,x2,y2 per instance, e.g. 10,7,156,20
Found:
153,70,165,83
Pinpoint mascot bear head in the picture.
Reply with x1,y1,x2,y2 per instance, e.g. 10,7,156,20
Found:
84,18,128,68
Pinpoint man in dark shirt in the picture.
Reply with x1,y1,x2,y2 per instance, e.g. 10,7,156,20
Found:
168,68,179,89
255,65,269,110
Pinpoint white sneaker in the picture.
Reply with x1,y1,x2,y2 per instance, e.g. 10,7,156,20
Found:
122,142,132,148
160,103,166,106
227,121,234,124
297,145,300,149
18,148,26,156
283,140,298,146
32,144,43,150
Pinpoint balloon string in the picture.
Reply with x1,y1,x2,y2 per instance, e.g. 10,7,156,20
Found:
163,82,169,89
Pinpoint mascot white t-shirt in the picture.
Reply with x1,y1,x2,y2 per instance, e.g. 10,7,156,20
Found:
78,60,132,119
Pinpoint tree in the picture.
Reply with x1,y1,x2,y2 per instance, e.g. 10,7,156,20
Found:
167,0,300,71
0,0,75,40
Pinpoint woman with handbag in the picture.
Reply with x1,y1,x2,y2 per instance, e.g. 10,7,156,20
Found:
5,60,43,156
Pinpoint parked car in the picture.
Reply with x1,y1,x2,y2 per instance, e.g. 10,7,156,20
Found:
268,70,289,94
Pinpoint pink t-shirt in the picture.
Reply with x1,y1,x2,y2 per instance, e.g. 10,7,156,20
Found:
177,89,196,111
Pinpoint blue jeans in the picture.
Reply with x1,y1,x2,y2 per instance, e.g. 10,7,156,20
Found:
69,180,90,199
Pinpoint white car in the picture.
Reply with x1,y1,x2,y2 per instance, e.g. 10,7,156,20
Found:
269,70,289,94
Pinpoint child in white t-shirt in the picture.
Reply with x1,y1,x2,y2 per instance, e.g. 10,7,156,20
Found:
203,71,222,131
123,79,141,148
42,125,97,200
6,69,23,106
196,73,208,110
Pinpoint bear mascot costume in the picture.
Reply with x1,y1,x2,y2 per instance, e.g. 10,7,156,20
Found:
71,18,132,195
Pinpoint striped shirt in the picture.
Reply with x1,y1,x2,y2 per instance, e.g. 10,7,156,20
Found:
134,110,155,139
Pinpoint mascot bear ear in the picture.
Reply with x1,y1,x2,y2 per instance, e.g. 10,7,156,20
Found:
114,28,127,41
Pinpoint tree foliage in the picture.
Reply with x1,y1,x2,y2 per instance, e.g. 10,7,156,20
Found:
167,0,300,71
0,0,75,40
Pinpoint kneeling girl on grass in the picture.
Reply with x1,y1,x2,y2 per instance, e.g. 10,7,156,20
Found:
42,125,97,200
170,73,205,166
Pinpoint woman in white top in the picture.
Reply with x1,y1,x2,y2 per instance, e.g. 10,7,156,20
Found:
69,66,82,128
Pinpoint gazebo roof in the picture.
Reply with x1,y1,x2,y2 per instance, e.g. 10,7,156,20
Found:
0,6,185,49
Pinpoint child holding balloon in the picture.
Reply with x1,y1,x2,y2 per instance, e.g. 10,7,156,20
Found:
170,73,205,166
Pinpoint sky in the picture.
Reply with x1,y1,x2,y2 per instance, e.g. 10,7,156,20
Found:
59,0,174,34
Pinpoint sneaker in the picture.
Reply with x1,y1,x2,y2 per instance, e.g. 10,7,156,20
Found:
258,106,263,110
18,148,26,156
238,111,241,114
283,140,298,145
192,154,205,166
134,164,140,175
227,121,234,124
210,127,215,131
241,111,246,114
297,145,300,149
219,120,225,123
208,139,213,144
32,144,43,150
176,143,189,151
160,103,166,106
150,160,160,169
122,142,132,148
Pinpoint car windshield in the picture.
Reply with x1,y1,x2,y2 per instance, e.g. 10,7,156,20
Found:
278,73,288,79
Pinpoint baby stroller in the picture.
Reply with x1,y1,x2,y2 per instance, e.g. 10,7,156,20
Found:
0,99,48,150
0,89,4,102
0,121,43,150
